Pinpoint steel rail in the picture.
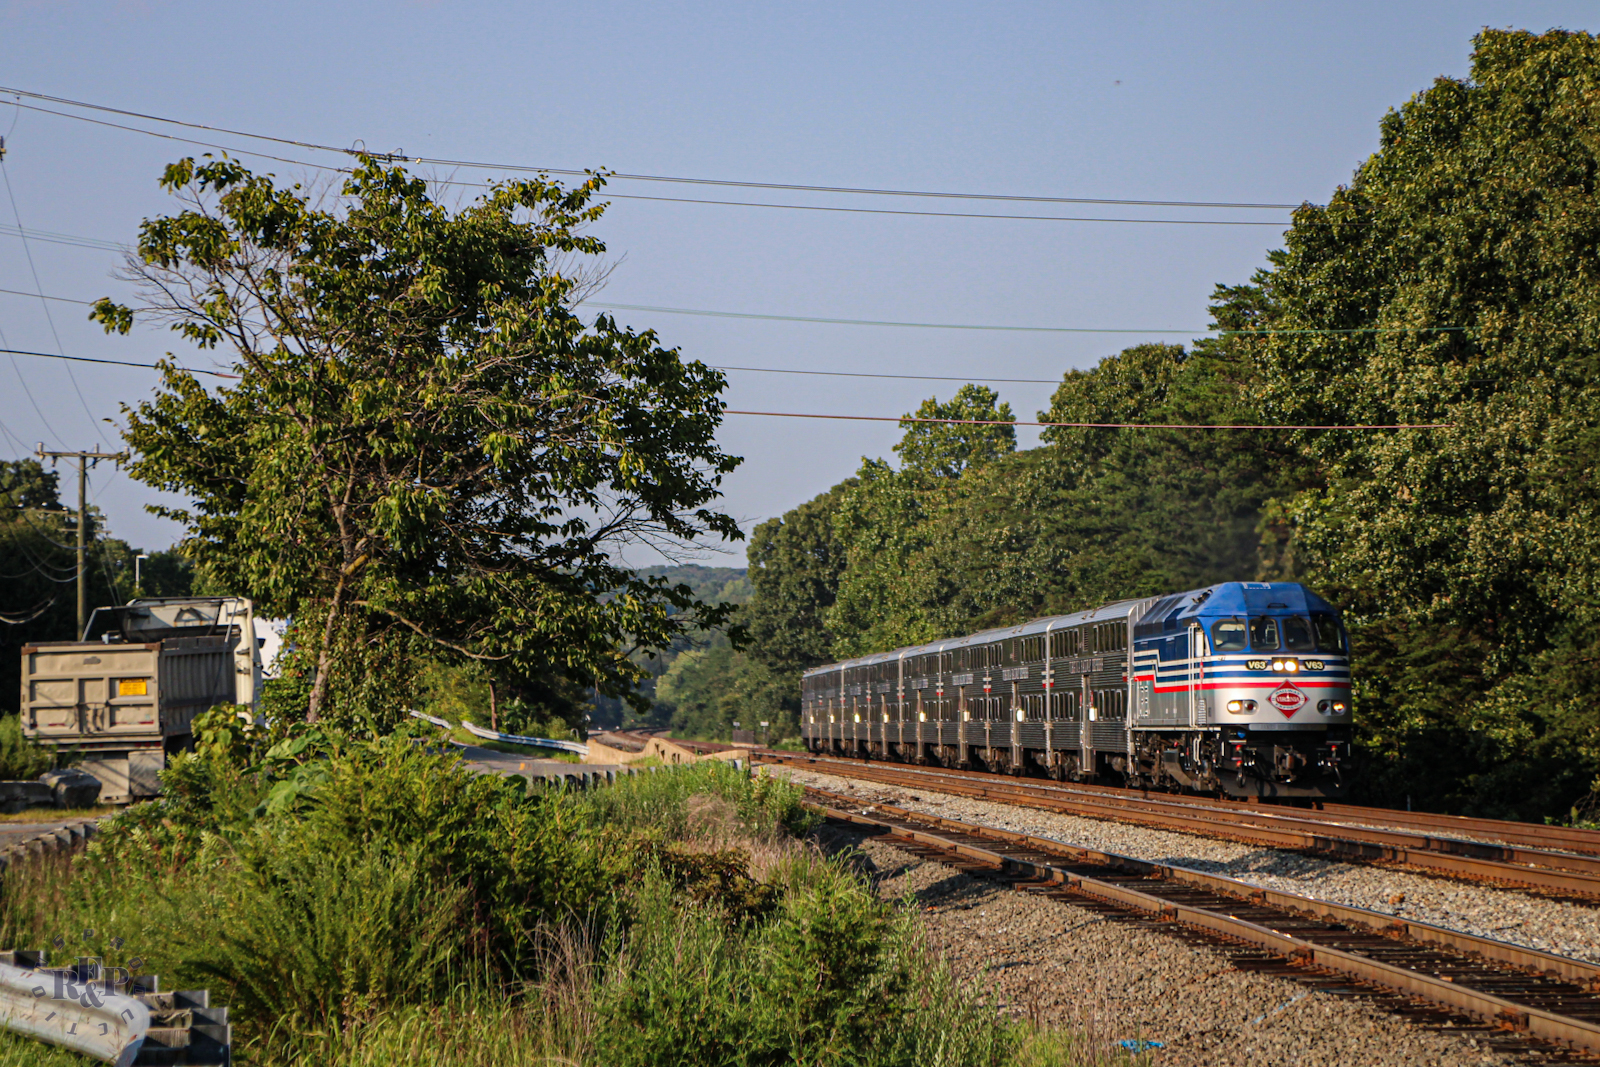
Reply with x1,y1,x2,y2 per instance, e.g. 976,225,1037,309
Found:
1315,801,1600,857
765,749,1600,857
807,788,1600,1055
763,753,1600,897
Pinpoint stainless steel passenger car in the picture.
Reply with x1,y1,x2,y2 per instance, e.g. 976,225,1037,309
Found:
800,582,1350,798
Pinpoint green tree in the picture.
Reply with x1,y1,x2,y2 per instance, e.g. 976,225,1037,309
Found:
744,483,855,678
1239,28,1600,817
655,645,790,741
893,384,1015,478
824,386,1020,656
820,351,1301,656
94,156,741,726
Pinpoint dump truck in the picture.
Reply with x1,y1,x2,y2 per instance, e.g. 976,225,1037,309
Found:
20,597,263,803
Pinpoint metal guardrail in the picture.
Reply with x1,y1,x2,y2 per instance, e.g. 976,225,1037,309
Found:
0,951,229,1064
406,710,589,756
0,819,100,873
0,958,148,1065
458,720,588,755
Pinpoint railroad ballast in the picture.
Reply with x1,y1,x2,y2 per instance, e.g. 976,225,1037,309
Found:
801,581,1352,798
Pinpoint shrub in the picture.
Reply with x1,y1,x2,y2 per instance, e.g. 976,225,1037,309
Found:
0,715,56,780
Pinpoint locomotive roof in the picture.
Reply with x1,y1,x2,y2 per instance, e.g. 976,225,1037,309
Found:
803,582,1336,677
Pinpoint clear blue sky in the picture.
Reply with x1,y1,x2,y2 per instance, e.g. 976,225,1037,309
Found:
0,1,1594,569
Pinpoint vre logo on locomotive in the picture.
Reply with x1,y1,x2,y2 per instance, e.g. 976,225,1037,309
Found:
1268,681,1306,717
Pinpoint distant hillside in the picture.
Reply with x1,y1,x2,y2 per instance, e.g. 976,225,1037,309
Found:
648,564,751,608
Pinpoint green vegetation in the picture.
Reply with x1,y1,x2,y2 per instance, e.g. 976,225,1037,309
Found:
0,716,57,780
0,729,1111,1066
95,155,742,728
626,564,794,740
728,29,1600,823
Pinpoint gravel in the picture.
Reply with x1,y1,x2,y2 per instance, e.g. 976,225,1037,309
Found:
820,822,1524,1067
782,766,1600,964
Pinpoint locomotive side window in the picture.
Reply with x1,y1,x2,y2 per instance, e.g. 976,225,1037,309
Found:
1249,616,1281,650
1312,614,1346,653
1281,615,1315,651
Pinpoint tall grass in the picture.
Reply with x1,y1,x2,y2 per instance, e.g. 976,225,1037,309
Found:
584,760,817,840
0,736,1123,1065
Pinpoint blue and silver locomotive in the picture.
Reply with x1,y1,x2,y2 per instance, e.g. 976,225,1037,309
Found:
800,582,1352,798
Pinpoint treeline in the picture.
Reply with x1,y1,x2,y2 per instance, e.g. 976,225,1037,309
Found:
717,29,1600,822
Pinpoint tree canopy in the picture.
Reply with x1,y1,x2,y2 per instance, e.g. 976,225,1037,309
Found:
1239,27,1600,816
96,156,741,725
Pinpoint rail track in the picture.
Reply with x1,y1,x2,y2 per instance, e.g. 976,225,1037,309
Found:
807,785,1600,1060
761,751,1600,899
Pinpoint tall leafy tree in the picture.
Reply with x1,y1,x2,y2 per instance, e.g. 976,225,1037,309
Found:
744,483,854,677
95,156,741,724
1243,28,1600,816
827,386,1016,656
893,384,1016,478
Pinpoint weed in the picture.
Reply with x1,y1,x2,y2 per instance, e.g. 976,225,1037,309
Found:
0,715,57,780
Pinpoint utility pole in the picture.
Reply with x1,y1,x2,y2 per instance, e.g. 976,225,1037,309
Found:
35,445,128,637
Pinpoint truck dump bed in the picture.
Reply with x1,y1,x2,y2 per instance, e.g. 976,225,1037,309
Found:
21,598,259,802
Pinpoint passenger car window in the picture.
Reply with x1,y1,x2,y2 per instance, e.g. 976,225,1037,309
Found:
1210,618,1247,651
1281,616,1315,651
1249,616,1280,650
1312,615,1345,653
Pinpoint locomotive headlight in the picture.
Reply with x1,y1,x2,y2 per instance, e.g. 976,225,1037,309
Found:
1333,702,1346,713
1271,660,1284,672
1284,660,1298,672
1226,699,1244,713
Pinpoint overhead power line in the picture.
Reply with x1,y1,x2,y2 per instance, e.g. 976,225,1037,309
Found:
0,287,92,304
0,347,239,379
716,365,1060,385
0,222,126,252
590,302,1464,336
592,194,1289,226
0,85,1301,211
1,158,108,445
0,280,1466,339
0,104,1285,228
724,410,1451,430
